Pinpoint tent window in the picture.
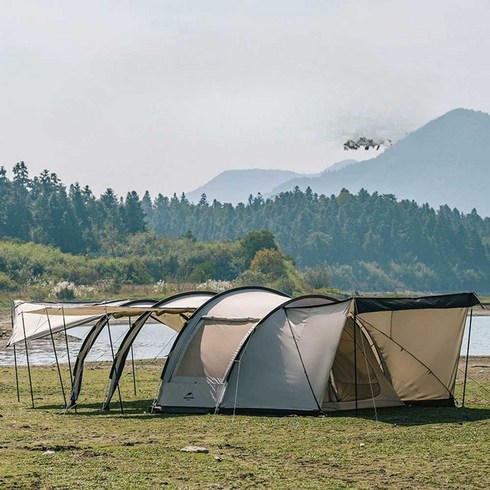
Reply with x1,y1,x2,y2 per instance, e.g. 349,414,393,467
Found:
175,319,255,379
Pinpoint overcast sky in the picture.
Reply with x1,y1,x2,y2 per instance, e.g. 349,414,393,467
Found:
1,1,489,197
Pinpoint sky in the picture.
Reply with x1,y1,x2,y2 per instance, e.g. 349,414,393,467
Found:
1,0,490,198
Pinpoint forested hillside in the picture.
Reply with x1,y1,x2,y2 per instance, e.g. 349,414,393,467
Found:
1,162,490,292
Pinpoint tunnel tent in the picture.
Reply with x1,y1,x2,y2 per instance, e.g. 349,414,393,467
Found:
219,296,403,413
101,291,216,410
152,292,480,414
153,286,293,412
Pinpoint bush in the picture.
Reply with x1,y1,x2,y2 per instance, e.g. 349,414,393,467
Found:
0,271,16,291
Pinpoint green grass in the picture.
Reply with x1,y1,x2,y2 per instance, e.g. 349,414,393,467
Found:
1,362,489,489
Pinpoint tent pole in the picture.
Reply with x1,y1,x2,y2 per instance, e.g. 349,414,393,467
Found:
462,307,473,408
21,312,35,409
62,307,74,386
11,305,20,402
13,344,20,402
106,315,124,414
46,309,67,408
61,307,76,412
353,302,358,416
129,316,137,396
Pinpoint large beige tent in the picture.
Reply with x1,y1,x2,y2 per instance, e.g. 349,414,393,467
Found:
152,290,479,414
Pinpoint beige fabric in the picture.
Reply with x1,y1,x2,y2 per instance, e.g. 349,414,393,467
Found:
162,289,289,383
322,317,402,410
221,300,349,411
30,305,193,317
175,318,256,379
358,307,467,401
8,300,128,346
330,319,381,401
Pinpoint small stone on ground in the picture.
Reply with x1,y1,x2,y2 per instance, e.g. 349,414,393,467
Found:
181,446,209,453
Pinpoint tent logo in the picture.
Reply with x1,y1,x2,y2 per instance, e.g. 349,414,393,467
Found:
184,392,194,401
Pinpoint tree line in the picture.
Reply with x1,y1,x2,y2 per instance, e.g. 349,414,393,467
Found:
1,162,489,292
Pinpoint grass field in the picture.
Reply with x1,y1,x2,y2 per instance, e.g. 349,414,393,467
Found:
1,360,489,489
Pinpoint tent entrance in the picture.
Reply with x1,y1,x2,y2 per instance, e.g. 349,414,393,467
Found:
327,318,381,403
322,317,402,411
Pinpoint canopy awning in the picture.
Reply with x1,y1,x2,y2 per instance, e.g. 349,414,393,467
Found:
7,299,200,346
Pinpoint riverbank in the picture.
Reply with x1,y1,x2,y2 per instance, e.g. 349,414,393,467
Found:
1,360,489,489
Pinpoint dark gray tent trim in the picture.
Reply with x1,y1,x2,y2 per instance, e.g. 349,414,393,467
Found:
355,292,480,314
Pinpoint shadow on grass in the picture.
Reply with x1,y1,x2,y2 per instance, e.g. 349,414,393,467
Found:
332,406,490,426
33,400,490,425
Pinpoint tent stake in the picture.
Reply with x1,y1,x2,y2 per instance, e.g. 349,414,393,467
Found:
107,316,124,414
462,307,473,408
21,312,35,409
353,303,359,416
11,305,20,402
46,309,67,408
129,316,137,396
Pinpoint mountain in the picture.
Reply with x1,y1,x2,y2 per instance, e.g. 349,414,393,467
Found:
186,160,357,204
186,169,304,204
271,109,490,216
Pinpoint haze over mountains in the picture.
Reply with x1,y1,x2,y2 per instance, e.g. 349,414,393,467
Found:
186,169,305,204
187,109,490,216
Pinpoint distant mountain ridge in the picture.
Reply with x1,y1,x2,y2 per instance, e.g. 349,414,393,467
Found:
186,168,305,204
187,109,490,216
271,108,490,216
186,160,357,204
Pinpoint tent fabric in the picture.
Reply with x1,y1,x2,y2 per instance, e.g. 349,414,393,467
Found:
153,291,476,414
29,305,197,317
101,291,215,410
355,292,479,314
357,307,467,402
220,299,349,412
7,300,127,346
157,287,291,411
322,318,403,411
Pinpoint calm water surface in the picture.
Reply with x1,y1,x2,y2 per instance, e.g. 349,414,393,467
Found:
1,316,489,366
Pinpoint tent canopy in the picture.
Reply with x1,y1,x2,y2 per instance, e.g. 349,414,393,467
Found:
7,293,216,347
8,300,129,347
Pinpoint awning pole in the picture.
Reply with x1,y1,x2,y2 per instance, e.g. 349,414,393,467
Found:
462,307,473,408
46,309,67,408
353,302,359,416
21,312,35,409
11,305,20,402
13,344,20,402
129,316,137,396
62,307,74,386
106,314,124,414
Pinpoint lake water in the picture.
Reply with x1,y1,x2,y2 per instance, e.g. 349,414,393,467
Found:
1,316,489,367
